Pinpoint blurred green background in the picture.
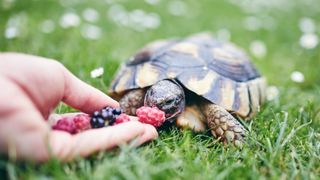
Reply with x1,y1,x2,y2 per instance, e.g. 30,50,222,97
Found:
0,0,319,179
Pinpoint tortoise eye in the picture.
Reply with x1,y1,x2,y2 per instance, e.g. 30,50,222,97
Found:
165,99,174,105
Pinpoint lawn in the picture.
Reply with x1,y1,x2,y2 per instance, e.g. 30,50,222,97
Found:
1,0,320,179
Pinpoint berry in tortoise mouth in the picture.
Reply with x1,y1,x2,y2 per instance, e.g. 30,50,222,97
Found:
136,106,166,127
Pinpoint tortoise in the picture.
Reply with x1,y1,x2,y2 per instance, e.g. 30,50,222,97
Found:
109,33,267,145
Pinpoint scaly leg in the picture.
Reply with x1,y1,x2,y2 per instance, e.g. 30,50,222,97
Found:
201,102,246,147
119,89,146,115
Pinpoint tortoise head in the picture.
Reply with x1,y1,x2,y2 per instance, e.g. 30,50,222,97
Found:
144,80,185,121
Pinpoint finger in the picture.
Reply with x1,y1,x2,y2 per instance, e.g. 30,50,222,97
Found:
0,53,118,117
49,121,158,161
134,124,159,146
61,66,119,113
128,115,139,121
0,77,50,162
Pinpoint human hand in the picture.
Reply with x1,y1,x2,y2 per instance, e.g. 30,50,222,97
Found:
0,53,158,162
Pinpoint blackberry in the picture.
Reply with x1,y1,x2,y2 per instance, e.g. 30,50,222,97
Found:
112,108,122,115
93,111,101,117
90,117,105,128
90,107,123,128
101,108,113,119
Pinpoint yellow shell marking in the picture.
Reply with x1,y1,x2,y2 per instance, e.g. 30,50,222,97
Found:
115,68,132,92
136,63,159,87
186,71,217,95
248,79,261,115
170,42,199,58
219,80,236,111
167,71,177,78
235,83,250,117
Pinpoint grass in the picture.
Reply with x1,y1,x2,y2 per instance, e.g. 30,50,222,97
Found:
1,0,320,179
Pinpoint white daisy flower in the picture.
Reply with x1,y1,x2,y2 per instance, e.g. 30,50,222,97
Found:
60,12,81,28
90,67,104,78
299,33,318,49
82,8,99,23
290,71,305,83
249,40,267,58
299,17,316,33
168,0,187,16
81,24,102,40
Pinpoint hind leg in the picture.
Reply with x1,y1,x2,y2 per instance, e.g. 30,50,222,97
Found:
119,89,146,115
201,102,246,147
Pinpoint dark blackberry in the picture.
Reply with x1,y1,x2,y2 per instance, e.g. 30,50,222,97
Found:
90,117,105,128
90,106,123,128
108,116,116,125
101,108,113,119
112,108,122,115
93,111,101,118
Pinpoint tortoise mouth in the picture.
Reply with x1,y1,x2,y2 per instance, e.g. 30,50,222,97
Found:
165,110,182,121
146,104,183,121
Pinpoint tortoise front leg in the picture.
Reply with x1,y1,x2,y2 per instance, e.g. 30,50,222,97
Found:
176,105,207,132
201,102,246,147
119,89,146,115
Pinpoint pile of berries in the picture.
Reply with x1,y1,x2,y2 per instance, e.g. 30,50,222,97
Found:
90,107,130,128
52,106,166,134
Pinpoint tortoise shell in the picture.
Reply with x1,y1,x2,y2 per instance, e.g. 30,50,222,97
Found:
109,33,267,118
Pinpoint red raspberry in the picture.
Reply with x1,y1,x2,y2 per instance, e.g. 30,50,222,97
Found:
136,106,165,127
52,117,76,134
52,114,91,134
73,114,91,133
114,113,131,125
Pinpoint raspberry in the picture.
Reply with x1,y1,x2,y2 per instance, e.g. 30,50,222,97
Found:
73,114,91,133
52,117,76,134
114,113,131,125
53,114,92,134
136,106,165,127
